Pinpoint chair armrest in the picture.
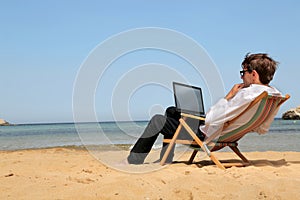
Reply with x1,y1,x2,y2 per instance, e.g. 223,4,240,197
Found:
181,113,205,121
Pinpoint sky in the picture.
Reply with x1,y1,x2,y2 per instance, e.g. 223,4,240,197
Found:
0,0,299,124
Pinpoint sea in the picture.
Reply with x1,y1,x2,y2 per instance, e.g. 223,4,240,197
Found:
0,119,299,152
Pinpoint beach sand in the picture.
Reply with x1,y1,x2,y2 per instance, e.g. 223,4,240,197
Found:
0,147,299,200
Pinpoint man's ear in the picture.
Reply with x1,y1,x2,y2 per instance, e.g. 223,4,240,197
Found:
252,70,261,83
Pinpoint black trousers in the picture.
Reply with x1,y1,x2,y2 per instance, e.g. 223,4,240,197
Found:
127,106,205,164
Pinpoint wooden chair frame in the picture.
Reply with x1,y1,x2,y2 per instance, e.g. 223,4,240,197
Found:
160,92,290,169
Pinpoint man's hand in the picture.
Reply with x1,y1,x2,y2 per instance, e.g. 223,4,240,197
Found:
225,83,245,100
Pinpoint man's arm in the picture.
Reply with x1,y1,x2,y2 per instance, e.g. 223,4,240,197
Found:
201,83,254,140
225,83,245,100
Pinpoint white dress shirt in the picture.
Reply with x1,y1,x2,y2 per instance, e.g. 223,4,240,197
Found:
200,84,282,142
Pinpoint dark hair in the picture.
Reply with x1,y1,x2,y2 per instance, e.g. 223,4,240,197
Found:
242,53,278,84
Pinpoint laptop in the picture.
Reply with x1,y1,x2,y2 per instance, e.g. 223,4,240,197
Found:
173,82,205,117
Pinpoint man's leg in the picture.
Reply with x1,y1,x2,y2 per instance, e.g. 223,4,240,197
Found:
165,106,181,121
159,117,181,163
127,112,180,164
159,110,205,162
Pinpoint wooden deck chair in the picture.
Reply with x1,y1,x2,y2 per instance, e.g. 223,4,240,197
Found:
160,91,290,169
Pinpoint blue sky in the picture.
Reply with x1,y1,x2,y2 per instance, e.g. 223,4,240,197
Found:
0,0,299,124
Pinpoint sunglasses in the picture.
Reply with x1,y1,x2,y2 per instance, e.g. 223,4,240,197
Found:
240,69,252,77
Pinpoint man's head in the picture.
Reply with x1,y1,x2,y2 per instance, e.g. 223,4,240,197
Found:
240,53,278,86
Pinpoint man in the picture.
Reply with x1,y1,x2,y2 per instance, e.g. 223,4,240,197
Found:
127,53,281,164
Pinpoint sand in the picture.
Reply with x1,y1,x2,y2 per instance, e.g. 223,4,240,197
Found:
0,147,299,200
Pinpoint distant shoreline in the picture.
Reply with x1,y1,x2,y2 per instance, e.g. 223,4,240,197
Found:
5,118,300,126
8,120,149,126
0,144,133,152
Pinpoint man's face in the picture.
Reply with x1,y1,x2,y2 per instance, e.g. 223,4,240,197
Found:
241,68,253,87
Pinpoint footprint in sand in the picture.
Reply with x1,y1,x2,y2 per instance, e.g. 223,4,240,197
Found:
67,176,95,184
82,169,93,174
4,173,14,177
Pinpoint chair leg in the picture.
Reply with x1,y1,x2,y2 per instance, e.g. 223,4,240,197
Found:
188,150,198,164
160,124,183,165
209,153,226,170
180,119,226,170
229,146,250,163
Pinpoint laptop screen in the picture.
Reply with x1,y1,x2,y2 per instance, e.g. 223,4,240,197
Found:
173,82,205,116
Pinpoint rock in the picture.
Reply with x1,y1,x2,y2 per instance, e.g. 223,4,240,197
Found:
0,118,10,126
282,106,300,120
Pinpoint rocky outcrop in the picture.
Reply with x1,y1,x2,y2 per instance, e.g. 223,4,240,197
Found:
282,106,300,120
0,118,10,126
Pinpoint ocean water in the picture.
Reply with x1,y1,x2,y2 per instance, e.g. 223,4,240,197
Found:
0,119,299,152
